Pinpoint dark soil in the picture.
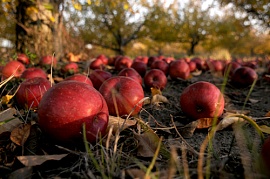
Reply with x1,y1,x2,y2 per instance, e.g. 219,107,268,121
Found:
1,63,270,179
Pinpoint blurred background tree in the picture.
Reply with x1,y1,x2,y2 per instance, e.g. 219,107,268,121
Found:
0,0,269,61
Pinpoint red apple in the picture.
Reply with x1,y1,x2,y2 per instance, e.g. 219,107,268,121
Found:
21,67,47,80
89,69,113,90
188,61,197,72
99,76,144,117
147,56,159,67
209,60,224,72
89,58,105,70
223,61,241,77
144,69,167,90
40,55,57,67
62,62,79,74
17,53,30,65
1,61,25,79
169,60,190,80
114,56,133,71
96,54,109,65
151,60,169,75
118,68,143,85
16,77,51,109
38,81,109,143
180,81,225,120
134,56,148,64
131,61,147,77
64,74,93,86
162,57,175,64
230,66,258,87
191,57,204,70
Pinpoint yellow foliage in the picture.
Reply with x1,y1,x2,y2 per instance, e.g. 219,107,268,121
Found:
123,3,129,10
73,3,82,11
87,0,91,5
49,16,55,22
1,95,14,105
26,6,38,16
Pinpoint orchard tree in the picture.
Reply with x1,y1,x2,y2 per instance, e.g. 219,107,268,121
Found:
218,0,270,28
1,0,65,60
175,1,216,56
77,0,149,55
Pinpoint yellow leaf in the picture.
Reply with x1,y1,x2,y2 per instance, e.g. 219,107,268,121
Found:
73,3,82,11
151,87,162,96
26,6,38,16
49,16,55,22
87,0,91,5
259,125,270,134
123,3,129,10
1,94,14,105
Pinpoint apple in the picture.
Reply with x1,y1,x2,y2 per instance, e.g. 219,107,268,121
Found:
99,76,144,117
114,56,133,71
89,69,113,90
191,57,204,70
169,60,190,80
131,61,147,77
1,61,25,79
96,54,109,65
38,80,109,143
62,62,79,74
16,77,51,109
118,68,143,85
89,58,105,70
151,60,169,75
209,60,224,72
180,81,225,120
40,55,57,67
64,74,93,86
162,57,175,64
134,56,148,64
188,61,197,72
144,69,167,90
147,56,159,67
223,61,241,77
261,136,270,174
230,66,258,87
242,61,258,70
21,67,47,80
17,53,30,65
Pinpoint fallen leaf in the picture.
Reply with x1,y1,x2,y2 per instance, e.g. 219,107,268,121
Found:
178,121,198,138
1,95,14,105
10,123,31,146
8,166,33,179
17,154,68,167
265,111,270,117
151,94,169,104
107,116,137,133
126,168,147,179
249,98,260,103
0,108,21,134
196,118,220,129
191,70,202,76
259,125,270,134
151,87,162,96
215,116,244,131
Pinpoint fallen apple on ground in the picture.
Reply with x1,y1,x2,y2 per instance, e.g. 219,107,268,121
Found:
1,60,26,80
38,81,109,143
118,67,143,85
144,69,167,91
16,77,51,109
180,81,225,120
40,55,57,67
21,67,47,80
62,62,79,74
17,53,30,65
230,66,258,87
89,69,113,90
99,76,144,117
169,60,190,80
63,74,93,86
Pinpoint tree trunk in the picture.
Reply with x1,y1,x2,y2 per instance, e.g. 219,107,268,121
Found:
16,0,63,61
